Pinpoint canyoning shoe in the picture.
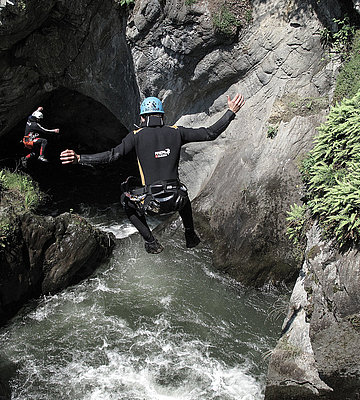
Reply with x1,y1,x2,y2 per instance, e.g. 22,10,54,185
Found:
185,229,201,248
38,155,49,163
145,238,164,254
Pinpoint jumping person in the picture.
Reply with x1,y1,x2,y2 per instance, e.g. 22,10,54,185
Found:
23,106,60,163
60,93,245,253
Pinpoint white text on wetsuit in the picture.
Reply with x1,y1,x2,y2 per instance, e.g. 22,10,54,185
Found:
154,148,170,158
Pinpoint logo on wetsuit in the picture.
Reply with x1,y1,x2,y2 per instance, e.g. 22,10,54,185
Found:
154,148,170,158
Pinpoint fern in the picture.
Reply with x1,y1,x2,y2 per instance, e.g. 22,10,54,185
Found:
299,90,360,247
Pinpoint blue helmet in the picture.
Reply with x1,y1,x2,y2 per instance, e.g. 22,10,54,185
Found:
140,97,164,115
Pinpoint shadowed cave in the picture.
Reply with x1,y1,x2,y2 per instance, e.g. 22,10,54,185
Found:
1,87,139,212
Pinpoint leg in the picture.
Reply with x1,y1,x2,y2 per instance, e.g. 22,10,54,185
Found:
124,198,163,253
34,138,48,161
25,152,37,160
125,203,154,242
179,198,200,248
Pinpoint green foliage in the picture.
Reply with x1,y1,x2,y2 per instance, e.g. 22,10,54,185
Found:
244,9,252,24
267,125,278,139
300,91,360,248
0,169,42,212
333,30,360,103
213,5,241,36
286,203,307,245
114,0,134,7
0,216,12,248
17,0,26,11
0,170,43,248
319,16,355,60
185,0,197,5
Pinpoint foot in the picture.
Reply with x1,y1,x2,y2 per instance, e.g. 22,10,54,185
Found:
185,229,200,248
38,155,48,162
145,238,164,254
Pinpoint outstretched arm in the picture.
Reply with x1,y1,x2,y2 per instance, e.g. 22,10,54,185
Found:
60,131,136,165
180,93,246,143
60,149,80,164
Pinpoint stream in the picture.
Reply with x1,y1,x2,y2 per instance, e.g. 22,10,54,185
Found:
0,202,287,400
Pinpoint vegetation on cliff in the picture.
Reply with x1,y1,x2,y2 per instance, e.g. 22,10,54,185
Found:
300,91,360,247
0,170,43,247
287,25,360,249
333,30,360,103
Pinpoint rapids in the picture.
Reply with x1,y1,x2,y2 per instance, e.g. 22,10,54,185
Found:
0,204,287,399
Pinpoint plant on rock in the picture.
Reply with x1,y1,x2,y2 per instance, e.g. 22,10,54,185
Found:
287,90,360,248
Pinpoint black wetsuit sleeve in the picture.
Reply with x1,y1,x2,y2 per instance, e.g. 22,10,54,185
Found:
79,131,135,165
179,109,236,144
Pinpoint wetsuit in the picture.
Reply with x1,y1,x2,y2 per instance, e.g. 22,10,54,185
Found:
79,109,236,242
24,115,58,160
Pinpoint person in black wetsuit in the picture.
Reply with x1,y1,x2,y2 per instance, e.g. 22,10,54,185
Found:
60,93,245,253
23,106,60,163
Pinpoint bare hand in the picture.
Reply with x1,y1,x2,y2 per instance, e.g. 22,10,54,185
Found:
54,128,60,134
60,149,79,164
227,93,245,114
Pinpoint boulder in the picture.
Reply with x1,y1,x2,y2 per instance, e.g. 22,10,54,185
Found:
0,211,115,325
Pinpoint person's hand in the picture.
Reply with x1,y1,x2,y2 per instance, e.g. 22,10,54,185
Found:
60,149,79,164
227,93,245,114
54,128,60,134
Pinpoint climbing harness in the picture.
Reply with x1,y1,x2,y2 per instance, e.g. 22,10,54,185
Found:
121,176,189,215
22,132,38,149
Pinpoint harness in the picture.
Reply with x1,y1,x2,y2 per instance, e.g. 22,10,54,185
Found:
121,176,189,215
22,132,38,149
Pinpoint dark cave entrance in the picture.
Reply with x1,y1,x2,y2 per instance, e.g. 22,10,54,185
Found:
2,87,139,213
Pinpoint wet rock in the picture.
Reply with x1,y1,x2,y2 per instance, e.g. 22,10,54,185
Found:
0,211,115,325
265,223,360,399
42,212,114,294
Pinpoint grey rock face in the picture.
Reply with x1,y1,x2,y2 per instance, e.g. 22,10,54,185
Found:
265,223,360,399
353,0,360,14
177,0,340,286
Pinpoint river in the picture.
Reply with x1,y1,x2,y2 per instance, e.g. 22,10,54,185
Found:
0,202,287,400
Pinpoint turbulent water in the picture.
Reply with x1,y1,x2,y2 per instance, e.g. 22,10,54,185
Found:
0,204,286,400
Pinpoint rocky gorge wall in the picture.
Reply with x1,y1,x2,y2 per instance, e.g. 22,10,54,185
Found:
1,0,360,398
0,0,350,285
265,223,360,399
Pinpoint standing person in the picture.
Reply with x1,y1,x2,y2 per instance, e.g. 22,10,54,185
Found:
60,93,245,254
22,106,60,163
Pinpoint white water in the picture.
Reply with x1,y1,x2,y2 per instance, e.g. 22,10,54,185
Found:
0,205,285,399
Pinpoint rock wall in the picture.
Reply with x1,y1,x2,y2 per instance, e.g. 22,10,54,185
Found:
1,0,360,398
0,0,139,144
0,0,353,286
178,0,341,286
265,223,360,399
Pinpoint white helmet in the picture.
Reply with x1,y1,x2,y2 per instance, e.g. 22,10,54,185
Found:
32,110,43,119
